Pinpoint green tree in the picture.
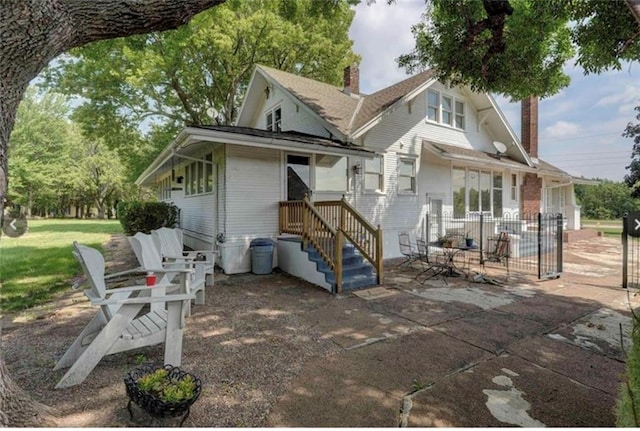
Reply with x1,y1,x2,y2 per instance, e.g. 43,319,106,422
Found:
45,0,359,180
575,179,640,219
8,88,77,217
75,140,126,219
397,0,640,99
625,106,640,197
1,3,224,425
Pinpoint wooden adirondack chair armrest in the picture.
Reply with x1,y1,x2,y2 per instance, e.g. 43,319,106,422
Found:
145,267,194,274
103,282,177,295
93,293,196,306
103,267,144,280
163,254,193,260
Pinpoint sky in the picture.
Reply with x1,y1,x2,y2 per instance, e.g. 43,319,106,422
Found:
348,0,640,182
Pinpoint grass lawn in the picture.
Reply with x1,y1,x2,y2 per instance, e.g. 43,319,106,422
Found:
581,219,622,237
0,219,122,312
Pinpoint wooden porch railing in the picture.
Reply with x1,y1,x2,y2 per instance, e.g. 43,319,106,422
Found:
279,196,383,290
279,197,344,292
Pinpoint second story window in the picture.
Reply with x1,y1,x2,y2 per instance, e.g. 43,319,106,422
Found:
266,106,282,132
427,89,466,130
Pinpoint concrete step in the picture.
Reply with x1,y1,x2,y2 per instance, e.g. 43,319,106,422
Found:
326,273,378,292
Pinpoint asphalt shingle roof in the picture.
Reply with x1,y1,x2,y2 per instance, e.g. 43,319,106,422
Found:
258,65,435,137
258,66,360,136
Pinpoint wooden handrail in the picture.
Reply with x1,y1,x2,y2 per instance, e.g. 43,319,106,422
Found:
280,196,384,288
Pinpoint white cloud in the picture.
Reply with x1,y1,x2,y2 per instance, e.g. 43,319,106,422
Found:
543,121,580,138
349,0,426,93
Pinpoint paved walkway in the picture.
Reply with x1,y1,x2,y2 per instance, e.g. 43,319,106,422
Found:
265,237,635,427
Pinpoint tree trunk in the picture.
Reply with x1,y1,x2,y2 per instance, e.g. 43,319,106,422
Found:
0,330,58,427
0,0,224,426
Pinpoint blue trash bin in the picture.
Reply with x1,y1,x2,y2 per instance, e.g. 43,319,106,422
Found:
250,238,275,274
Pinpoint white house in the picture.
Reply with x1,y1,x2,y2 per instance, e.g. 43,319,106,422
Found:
136,64,592,291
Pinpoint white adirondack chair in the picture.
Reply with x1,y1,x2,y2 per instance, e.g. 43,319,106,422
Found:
54,242,195,389
151,227,215,286
128,232,206,314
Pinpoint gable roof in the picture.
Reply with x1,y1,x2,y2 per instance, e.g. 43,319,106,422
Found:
351,69,435,133
246,65,575,171
250,65,437,140
257,65,360,136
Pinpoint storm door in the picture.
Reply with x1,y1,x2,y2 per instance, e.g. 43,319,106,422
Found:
286,154,311,201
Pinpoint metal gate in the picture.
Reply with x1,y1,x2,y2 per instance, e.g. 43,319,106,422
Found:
425,212,563,279
536,213,563,279
622,212,640,289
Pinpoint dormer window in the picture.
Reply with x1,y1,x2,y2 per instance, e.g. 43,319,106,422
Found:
427,89,465,130
266,106,282,132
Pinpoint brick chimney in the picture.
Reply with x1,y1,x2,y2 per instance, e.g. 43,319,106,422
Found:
343,64,359,96
521,96,538,159
521,95,541,215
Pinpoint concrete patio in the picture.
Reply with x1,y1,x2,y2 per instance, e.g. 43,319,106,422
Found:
2,235,635,426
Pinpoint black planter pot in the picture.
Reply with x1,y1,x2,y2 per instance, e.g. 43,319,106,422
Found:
124,364,202,427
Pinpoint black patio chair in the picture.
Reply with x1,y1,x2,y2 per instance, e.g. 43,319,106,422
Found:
397,232,421,269
482,231,510,280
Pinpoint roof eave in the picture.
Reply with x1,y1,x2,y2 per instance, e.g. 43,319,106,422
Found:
485,94,535,167
135,129,191,186
423,143,537,173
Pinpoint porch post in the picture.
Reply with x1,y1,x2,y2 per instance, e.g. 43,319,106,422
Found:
335,230,344,293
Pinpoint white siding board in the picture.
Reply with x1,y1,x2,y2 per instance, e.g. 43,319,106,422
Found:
224,146,281,239
251,85,334,138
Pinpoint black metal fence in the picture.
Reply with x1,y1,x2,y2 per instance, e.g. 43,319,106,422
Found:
622,213,640,289
424,212,563,278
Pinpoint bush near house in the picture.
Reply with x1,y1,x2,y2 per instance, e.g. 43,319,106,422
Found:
117,201,179,235
617,316,640,426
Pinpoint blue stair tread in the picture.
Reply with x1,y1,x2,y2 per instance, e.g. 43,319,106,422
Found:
320,262,373,277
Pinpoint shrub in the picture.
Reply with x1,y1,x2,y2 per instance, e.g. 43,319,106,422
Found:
116,201,179,235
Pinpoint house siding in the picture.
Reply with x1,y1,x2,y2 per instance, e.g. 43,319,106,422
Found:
254,84,335,139
219,145,281,274
345,84,505,256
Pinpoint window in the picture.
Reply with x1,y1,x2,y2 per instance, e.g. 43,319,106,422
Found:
315,155,348,191
427,91,439,122
427,90,465,130
158,176,172,201
453,167,466,218
364,156,384,191
266,106,282,132
510,173,518,201
452,167,503,217
205,153,214,193
398,159,416,193
185,153,214,196
442,95,453,126
493,173,503,217
455,100,465,129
